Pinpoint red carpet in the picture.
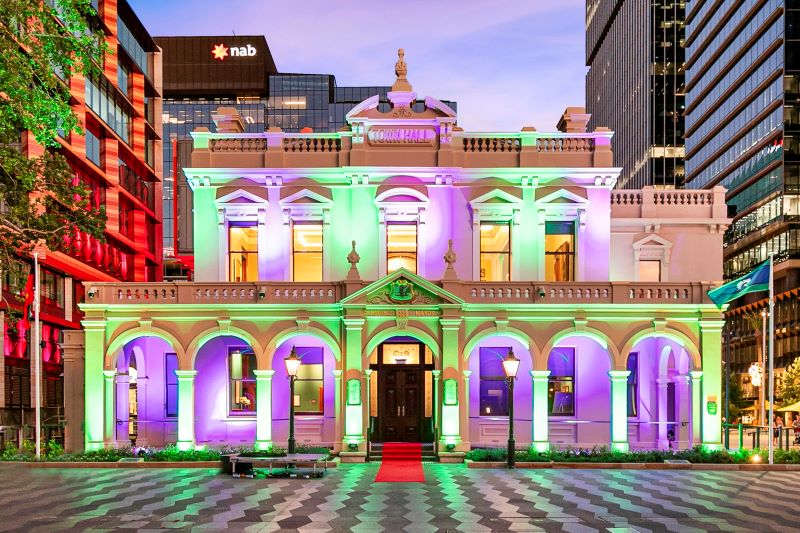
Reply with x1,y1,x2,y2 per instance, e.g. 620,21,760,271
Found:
374,442,425,482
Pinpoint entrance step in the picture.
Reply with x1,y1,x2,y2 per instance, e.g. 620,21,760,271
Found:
369,442,437,462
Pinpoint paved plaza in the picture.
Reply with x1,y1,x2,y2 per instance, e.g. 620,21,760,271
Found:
0,463,798,532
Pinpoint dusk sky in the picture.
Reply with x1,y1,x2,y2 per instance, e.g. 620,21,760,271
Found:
130,0,586,132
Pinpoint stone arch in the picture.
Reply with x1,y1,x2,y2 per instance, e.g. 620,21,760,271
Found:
186,325,265,370
619,327,701,371
462,326,540,369
105,326,186,370
363,325,441,368
540,326,618,370
264,326,342,368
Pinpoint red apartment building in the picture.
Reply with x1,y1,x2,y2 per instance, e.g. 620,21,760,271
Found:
0,0,162,447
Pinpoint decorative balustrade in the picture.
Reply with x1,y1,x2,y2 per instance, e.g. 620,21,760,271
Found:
462,137,520,153
84,281,714,306
535,137,593,153
610,191,642,205
652,190,713,206
209,138,268,152
283,137,340,153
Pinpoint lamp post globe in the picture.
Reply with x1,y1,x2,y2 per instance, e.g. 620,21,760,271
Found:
284,346,301,454
503,348,520,468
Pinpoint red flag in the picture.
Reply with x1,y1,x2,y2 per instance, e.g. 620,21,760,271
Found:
19,273,34,331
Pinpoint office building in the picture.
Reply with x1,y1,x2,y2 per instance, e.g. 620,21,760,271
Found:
65,53,728,457
156,37,456,279
1,0,162,447
586,0,686,189
684,0,799,408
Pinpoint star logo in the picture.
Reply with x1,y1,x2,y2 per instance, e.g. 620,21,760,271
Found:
211,43,229,61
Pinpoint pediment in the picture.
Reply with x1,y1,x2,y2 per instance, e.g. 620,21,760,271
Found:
216,188,268,205
345,95,457,122
341,268,464,306
633,234,672,249
279,187,333,206
470,188,523,206
534,187,589,205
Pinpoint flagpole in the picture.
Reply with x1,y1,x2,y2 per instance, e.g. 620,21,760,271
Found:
768,253,775,465
33,252,41,461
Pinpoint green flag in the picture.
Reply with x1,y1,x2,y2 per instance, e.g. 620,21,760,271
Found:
707,260,770,307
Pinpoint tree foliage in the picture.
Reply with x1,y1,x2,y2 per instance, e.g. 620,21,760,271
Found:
779,357,800,406
0,0,107,275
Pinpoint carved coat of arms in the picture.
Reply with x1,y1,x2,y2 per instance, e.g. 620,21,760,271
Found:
388,279,414,302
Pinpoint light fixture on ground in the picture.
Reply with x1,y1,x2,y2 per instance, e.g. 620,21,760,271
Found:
503,347,520,469
285,346,301,454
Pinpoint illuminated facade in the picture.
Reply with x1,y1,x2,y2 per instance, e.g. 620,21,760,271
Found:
66,53,729,458
1,0,161,448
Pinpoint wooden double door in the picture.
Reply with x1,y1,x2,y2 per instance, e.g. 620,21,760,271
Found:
378,365,424,442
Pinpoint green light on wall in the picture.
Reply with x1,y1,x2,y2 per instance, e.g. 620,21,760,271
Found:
608,369,631,452
346,378,361,405
443,379,457,406
345,379,362,443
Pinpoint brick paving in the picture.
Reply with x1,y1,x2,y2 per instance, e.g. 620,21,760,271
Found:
0,463,798,531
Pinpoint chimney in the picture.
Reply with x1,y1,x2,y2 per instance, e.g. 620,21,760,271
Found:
557,107,591,133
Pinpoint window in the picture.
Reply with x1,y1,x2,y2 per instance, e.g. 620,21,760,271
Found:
2,259,30,295
44,370,63,408
638,260,661,282
479,347,509,416
40,270,64,308
117,62,130,98
627,353,638,417
545,222,575,281
480,223,510,281
229,348,256,414
295,347,324,414
387,223,417,273
228,224,258,282
548,347,575,415
293,223,322,281
85,130,101,167
165,353,178,417
5,359,30,408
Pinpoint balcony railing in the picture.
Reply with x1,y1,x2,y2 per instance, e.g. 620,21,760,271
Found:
83,280,717,306
611,186,728,221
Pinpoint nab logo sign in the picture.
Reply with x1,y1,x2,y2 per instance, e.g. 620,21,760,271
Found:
211,43,257,61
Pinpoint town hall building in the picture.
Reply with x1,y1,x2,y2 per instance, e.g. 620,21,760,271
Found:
63,51,730,459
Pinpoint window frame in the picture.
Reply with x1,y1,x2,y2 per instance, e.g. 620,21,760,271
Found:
227,222,259,282
479,222,511,282
386,221,419,274
165,352,178,418
544,221,576,282
548,346,576,417
292,221,323,282
294,346,325,415
228,346,257,416
627,352,638,417
478,347,511,417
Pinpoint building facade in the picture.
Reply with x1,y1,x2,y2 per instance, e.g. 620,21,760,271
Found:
157,37,456,279
65,55,728,458
683,0,800,408
0,0,162,448
586,0,686,189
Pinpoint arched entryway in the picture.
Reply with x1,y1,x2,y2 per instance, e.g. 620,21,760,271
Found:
367,335,437,443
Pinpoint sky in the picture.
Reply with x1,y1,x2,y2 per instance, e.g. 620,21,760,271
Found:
129,0,587,132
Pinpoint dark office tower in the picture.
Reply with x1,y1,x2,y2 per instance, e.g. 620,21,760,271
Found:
157,37,456,279
684,0,800,406
586,0,686,189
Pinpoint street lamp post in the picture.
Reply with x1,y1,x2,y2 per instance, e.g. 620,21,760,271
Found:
502,348,520,469
284,346,301,455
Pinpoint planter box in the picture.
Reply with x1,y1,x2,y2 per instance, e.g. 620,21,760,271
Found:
438,452,466,463
339,452,366,463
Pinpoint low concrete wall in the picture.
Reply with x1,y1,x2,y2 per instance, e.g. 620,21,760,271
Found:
466,460,800,471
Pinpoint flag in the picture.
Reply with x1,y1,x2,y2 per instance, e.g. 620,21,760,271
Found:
19,273,35,330
707,260,770,307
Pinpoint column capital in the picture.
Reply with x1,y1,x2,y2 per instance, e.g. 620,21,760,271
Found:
82,320,108,331
656,378,671,386
343,318,365,329
253,369,276,379
699,320,725,332
689,370,704,381
175,370,198,379
332,369,343,378
364,369,373,378
530,370,551,380
102,370,116,379
432,370,441,378
673,374,691,385
116,374,131,384
608,370,631,380
462,370,472,379
440,318,462,329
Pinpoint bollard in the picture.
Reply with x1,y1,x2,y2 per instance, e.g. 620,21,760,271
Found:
786,428,791,450
738,422,744,450
756,427,761,449
724,424,730,450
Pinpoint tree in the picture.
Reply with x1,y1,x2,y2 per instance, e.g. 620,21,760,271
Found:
779,357,800,406
0,0,106,276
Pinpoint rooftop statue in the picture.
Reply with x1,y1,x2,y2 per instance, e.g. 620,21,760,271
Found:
391,48,413,93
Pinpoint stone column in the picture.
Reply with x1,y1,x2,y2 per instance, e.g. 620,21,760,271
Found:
135,377,149,446
656,378,670,449
83,321,106,451
332,369,343,451
432,369,441,445
608,370,631,452
700,321,724,448
175,370,198,451
343,318,365,450
675,375,691,449
690,371,703,446
254,369,275,450
115,374,130,447
62,330,85,453
530,370,551,452
103,370,116,446
462,370,472,448
364,369,373,444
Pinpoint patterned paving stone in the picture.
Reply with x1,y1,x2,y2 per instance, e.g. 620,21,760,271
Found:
0,463,799,531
